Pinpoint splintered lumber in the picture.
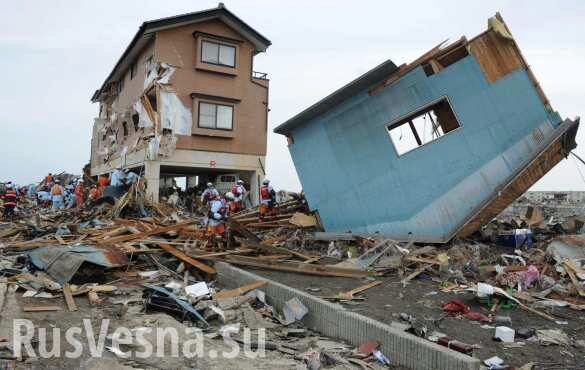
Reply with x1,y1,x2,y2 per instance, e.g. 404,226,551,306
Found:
157,243,216,275
23,305,62,312
63,284,77,312
88,291,102,305
401,264,433,286
213,281,267,300
97,220,196,245
220,255,374,278
564,261,585,297
322,280,383,300
71,284,118,297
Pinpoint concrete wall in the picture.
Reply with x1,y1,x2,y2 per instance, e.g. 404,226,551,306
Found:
155,19,269,156
287,53,565,242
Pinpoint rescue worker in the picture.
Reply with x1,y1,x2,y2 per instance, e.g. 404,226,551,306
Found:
74,179,84,208
65,184,76,209
89,185,100,201
231,179,247,212
97,173,109,192
259,179,276,220
200,183,219,205
37,186,51,207
2,184,17,219
225,191,237,213
44,173,54,188
110,167,125,187
124,169,139,185
50,180,65,209
207,193,227,238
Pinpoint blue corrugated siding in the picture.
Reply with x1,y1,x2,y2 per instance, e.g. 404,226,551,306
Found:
288,54,562,241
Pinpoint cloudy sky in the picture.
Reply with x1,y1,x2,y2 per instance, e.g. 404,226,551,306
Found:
1,0,583,190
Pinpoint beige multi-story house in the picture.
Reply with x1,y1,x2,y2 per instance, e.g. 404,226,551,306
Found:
90,3,271,203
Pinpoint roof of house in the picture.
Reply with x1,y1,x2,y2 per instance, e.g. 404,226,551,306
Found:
273,59,398,135
91,3,271,101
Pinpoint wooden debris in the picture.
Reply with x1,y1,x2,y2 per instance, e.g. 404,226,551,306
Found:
213,281,267,300
97,221,196,245
23,305,62,312
63,284,78,312
157,243,217,275
321,280,382,300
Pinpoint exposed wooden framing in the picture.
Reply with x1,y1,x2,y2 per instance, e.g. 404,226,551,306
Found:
157,243,217,275
321,280,383,300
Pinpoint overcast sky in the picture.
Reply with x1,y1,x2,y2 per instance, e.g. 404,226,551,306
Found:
1,0,583,191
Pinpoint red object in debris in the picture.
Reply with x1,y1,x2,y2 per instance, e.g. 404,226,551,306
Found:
358,340,379,355
463,311,490,322
441,299,469,314
437,336,473,355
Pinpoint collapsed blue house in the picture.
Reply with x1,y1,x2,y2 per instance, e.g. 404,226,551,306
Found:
274,14,579,243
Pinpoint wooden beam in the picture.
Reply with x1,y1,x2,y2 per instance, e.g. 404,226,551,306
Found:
157,243,216,275
63,284,78,312
97,221,196,245
23,305,62,312
213,281,267,300
219,255,374,278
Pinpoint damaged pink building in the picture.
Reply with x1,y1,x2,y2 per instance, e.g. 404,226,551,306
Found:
90,3,271,203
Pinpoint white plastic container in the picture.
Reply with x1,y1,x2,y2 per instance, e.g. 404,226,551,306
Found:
495,326,515,343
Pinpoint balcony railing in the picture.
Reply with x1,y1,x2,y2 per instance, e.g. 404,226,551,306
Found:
252,71,268,80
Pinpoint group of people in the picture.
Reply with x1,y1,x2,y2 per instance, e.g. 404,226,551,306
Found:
201,178,277,240
38,174,86,210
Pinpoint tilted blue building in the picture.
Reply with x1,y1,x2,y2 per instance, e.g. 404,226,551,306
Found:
275,14,579,243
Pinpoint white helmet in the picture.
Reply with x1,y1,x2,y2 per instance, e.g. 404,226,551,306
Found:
225,192,235,200
262,179,270,185
6,183,12,189
206,182,214,188
237,179,244,185
77,179,84,183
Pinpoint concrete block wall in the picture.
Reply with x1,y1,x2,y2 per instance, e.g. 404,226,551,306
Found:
215,262,480,370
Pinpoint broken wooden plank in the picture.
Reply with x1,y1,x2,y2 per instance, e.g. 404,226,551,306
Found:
71,284,118,297
564,261,585,297
157,243,216,275
213,281,268,300
97,220,196,245
23,305,62,312
63,284,77,312
219,255,375,278
322,280,382,300
401,264,433,286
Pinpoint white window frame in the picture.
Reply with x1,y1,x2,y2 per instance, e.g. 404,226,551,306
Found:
198,102,234,131
201,40,236,68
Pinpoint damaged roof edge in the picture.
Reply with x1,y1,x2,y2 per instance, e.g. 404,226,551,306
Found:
273,59,398,135
91,3,271,102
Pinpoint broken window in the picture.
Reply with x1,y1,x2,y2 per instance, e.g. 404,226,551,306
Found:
130,61,138,79
144,55,154,72
201,40,236,67
387,98,460,156
122,121,128,137
132,113,139,131
198,102,233,130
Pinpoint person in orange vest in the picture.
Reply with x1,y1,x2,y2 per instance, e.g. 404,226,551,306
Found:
89,185,101,201
44,173,54,186
50,180,65,209
97,174,109,192
74,180,85,208
206,193,228,237
231,180,246,212
2,184,17,219
259,179,276,221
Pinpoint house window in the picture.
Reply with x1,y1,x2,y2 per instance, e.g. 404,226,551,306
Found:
198,102,233,130
117,77,124,94
387,97,460,156
122,121,128,137
201,41,236,67
130,61,138,79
